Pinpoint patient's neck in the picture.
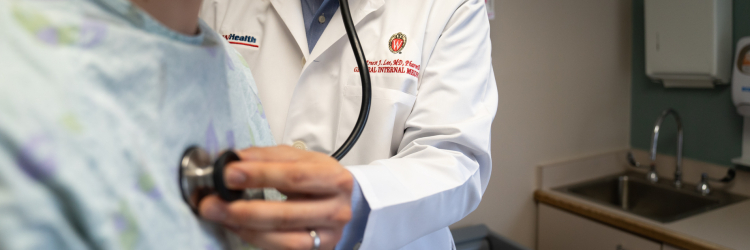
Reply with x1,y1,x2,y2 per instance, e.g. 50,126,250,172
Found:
131,0,203,36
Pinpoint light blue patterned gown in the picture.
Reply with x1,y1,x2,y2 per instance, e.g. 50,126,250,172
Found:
0,0,276,249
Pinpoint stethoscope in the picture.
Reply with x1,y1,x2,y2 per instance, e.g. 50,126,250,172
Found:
178,0,372,214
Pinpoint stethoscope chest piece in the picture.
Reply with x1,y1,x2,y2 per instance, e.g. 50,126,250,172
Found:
179,146,243,214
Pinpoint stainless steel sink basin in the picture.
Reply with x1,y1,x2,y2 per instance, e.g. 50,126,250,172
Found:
556,172,747,223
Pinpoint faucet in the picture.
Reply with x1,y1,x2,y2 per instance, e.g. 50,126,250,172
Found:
650,109,684,188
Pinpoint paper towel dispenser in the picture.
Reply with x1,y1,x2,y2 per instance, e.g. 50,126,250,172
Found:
645,0,733,88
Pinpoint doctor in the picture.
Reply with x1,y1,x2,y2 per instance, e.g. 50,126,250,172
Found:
198,0,497,249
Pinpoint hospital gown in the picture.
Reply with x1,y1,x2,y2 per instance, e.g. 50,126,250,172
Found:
0,0,276,249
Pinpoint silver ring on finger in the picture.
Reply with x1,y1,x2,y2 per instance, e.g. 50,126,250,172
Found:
310,230,321,250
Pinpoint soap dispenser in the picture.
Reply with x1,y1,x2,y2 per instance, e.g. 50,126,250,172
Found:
731,37,750,167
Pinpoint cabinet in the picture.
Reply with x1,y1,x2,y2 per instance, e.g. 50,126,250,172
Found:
538,204,662,250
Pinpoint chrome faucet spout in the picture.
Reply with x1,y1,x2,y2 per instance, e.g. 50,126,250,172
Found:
650,109,684,188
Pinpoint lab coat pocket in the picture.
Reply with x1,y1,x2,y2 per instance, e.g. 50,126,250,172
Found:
336,85,417,165
225,38,260,69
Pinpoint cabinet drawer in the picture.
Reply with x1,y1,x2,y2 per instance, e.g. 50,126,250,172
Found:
662,244,685,250
538,204,661,250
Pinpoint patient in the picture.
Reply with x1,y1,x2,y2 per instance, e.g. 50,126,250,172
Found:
0,0,275,249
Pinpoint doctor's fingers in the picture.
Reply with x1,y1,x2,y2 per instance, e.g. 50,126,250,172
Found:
231,228,341,250
199,195,352,230
236,145,308,162
224,160,353,195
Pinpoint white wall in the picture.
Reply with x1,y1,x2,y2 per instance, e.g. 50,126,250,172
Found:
451,0,633,248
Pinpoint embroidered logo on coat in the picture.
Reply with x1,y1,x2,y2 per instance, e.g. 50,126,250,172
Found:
389,32,406,54
223,33,259,48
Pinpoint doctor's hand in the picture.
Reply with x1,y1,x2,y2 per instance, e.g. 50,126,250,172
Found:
199,146,353,250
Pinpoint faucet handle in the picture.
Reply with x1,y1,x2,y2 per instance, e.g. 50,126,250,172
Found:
696,169,737,195
705,169,737,183
627,152,659,183
718,168,737,183
627,151,642,168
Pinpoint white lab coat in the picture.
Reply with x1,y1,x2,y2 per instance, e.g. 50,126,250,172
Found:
200,0,497,249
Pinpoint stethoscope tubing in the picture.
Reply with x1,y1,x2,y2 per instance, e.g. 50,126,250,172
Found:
331,0,372,161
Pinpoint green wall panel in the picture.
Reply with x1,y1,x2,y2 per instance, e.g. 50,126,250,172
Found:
630,0,750,166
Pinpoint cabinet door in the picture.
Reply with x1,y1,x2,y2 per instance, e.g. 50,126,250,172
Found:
538,204,661,250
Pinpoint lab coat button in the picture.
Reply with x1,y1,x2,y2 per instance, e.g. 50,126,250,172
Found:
292,141,307,150
353,242,361,250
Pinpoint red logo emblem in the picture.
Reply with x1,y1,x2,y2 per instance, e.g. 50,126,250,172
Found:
389,32,407,54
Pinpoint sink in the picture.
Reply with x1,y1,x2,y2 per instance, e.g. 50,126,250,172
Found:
556,172,747,223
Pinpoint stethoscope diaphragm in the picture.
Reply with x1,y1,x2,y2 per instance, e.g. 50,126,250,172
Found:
178,146,245,214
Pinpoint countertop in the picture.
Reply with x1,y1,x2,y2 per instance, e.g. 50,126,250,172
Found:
535,149,750,250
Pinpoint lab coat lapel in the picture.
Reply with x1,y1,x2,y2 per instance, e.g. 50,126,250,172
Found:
305,0,384,66
270,0,309,58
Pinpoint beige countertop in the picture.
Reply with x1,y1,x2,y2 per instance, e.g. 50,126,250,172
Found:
535,149,750,250
666,200,750,249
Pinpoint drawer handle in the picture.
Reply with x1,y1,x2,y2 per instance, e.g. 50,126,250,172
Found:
616,244,626,250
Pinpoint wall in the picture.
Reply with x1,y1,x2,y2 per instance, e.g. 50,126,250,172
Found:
630,0,750,166
451,0,633,248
